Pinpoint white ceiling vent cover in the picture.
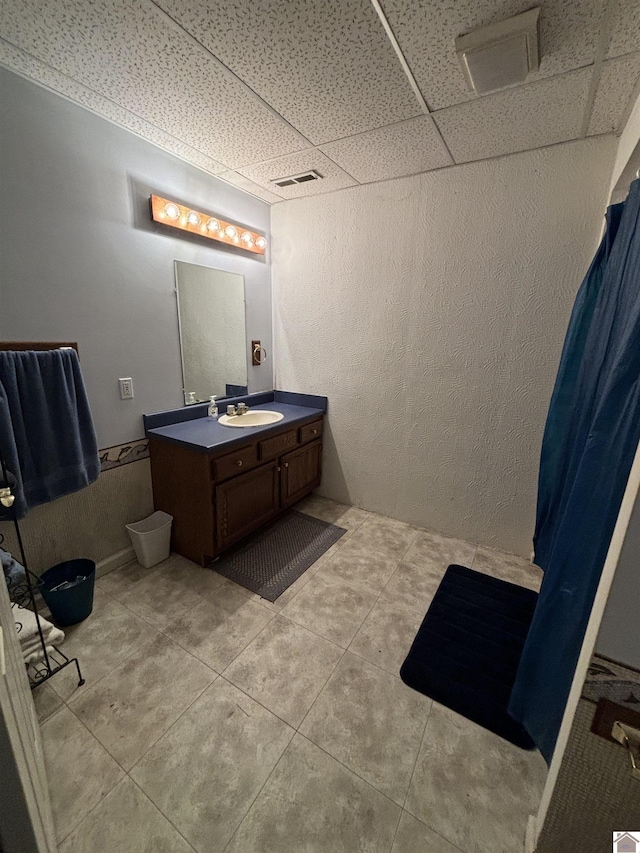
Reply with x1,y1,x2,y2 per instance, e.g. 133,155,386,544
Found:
455,7,540,96
272,170,323,188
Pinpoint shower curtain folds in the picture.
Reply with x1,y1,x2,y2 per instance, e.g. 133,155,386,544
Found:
509,181,640,762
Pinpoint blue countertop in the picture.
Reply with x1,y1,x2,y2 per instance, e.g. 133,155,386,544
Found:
146,401,324,454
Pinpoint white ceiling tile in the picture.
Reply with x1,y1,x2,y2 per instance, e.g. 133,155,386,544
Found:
382,0,605,110
433,69,591,163
588,52,640,136
0,0,308,168
0,38,226,174
218,171,282,205
607,0,640,58
238,150,357,200
319,116,453,183
153,0,422,144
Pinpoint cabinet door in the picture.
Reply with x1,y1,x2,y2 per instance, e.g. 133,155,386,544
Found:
281,439,322,508
216,460,280,551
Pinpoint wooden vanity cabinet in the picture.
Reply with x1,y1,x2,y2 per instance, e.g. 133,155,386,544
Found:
149,416,323,566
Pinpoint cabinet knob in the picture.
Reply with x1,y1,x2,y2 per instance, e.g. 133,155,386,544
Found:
312,429,317,434
276,466,281,472
235,459,243,467
283,462,289,468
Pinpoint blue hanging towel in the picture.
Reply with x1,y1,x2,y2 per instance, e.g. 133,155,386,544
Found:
0,349,100,518
509,180,640,762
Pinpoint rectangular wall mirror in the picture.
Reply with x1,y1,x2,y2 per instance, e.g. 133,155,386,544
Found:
175,261,247,403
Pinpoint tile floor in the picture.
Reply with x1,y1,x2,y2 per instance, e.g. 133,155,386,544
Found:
36,496,548,853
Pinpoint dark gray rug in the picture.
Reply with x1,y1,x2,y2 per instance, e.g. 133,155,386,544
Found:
213,510,346,601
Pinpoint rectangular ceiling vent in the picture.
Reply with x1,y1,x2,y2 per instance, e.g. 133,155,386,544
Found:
272,169,323,188
455,7,540,96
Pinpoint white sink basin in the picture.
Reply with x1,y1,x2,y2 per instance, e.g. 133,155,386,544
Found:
218,410,284,428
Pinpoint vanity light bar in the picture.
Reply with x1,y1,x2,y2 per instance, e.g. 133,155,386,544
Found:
149,195,267,255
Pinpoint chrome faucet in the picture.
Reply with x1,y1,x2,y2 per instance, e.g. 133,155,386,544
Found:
226,402,249,417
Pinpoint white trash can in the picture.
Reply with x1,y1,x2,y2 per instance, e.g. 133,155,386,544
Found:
126,511,173,568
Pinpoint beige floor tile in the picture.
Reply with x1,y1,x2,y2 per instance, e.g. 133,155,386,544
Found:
404,530,476,572
226,734,401,853
405,703,547,853
381,560,445,615
317,536,405,595
32,681,64,723
349,599,424,677
295,494,370,532
71,634,215,770
164,582,274,671
59,777,194,853
224,615,343,727
472,546,543,592
358,514,418,553
391,811,463,853
131,679,294,853
116,562,209,630
95,558,166,599
41,706,124,843
49,588,159,702
280,572,377,647
300,653,431,805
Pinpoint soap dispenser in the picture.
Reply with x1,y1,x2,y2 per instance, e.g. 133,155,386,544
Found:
208,395,218,419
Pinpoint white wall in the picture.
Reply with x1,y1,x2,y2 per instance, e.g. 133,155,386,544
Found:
596,489,640,669
272,136,616,556
0,69,272,449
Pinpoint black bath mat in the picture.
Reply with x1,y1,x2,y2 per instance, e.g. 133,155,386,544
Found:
213,510,346,602
400,564,538,749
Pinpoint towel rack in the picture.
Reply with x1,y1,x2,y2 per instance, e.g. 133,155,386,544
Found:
0,452,84,690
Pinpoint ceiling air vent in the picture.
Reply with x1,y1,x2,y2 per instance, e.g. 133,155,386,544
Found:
455,7,540,96
273,169,323,188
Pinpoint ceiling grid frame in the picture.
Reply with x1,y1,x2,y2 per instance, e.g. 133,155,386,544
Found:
0,0,637,203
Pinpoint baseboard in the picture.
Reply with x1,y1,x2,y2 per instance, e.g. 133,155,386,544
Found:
95,546,135,579
525,815,538,853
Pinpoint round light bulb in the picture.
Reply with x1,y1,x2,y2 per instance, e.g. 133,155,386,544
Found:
206,218,220,232
164,202,180,220
186,210,201,226
224,225,237,239
255,236,267,250
241,231,253,244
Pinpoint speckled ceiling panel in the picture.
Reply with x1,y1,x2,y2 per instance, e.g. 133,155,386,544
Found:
381,0,605,111
607,0,640,58
319,117,453,184
218,171,282,205
0,38,226,175
0,0,308,168
588,52,640,136
238,149,358,200
434,68,591,164
153,0,422,145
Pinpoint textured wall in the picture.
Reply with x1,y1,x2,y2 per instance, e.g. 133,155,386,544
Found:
272,137,616,555
0,460,153,574
0,69,272,449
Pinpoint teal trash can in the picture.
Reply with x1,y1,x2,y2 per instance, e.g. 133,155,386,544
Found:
39,559,96,627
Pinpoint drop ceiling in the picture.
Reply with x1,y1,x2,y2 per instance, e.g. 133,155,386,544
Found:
1,0,639,204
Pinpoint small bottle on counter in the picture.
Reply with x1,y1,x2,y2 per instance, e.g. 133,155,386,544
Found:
208,395,218,419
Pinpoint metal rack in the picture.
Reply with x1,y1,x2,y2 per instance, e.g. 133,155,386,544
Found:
0,454,84,690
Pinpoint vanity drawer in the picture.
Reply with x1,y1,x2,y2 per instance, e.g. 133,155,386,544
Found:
299,420,323,444
214,445,258,481
258,429,298,460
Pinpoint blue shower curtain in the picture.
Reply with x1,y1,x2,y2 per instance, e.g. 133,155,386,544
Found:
509,179,640,762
